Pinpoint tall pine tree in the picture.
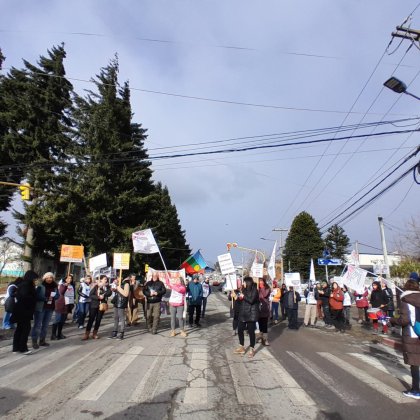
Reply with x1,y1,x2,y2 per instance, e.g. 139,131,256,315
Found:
324,224,350,261
283,211,325,279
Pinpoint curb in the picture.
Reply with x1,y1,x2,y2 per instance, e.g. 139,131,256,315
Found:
381,336,403,352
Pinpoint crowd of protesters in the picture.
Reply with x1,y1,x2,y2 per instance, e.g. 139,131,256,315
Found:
2,270,212,354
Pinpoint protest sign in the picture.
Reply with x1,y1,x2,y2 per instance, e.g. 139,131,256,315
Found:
146,267,186,287
93,266,117,279
224,273,237,291
132,229,159,254
60,245,84,263
334,276,344,288
284,272,301,287
113,253,130,270
217,253,235,275
89,253,107,273
342,265,368,293
251,262,264,278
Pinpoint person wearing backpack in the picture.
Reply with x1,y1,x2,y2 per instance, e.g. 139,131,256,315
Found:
390,279,420,400
2,278,21,330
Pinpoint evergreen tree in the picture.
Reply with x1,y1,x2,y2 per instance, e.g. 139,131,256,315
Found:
324,224,350,262
0,45,74,247
283,211,325,279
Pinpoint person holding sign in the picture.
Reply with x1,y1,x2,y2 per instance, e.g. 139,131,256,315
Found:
144,272,167,334
168,277,188,337
329,282,345,332
51,275,74,340
284,286,301,330
369,281,389,335
109,278,130,340
187,275,203,328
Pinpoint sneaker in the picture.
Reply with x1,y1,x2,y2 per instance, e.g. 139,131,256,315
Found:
170,330,176,337
403,390,420,400
195,323,202,328
232,330,237,336
78,325,84,329
23,350,33,355
234,346,246,355
108,332,117,339
180,330,188,337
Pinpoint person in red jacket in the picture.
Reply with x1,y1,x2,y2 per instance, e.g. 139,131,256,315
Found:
353,287,369,324
329,281,345,332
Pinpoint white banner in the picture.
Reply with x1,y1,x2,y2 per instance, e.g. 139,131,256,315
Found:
333,276,344,288
146,267,186,287
267,242,277,280
217,253,235,275
284,272,301,287
342,265,368,293
89,253,107,273
132,229,159,254
373,263,389,276
251,262,264,278
309,258,316,281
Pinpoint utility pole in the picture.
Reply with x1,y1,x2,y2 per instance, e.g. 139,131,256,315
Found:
378,216,390,278
273,228,288,283
392,25,420,43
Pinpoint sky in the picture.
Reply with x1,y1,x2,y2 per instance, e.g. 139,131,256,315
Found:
1,0,420,267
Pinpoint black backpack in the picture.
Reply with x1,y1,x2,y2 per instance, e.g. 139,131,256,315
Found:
4,284,18,313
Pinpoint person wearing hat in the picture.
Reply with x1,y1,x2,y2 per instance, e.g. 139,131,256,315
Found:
187,274,203,328
410,272,420,283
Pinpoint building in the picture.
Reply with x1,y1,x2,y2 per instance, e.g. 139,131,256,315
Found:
344,253,401,275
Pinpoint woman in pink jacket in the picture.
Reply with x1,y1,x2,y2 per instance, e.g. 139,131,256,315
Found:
168,277,187,337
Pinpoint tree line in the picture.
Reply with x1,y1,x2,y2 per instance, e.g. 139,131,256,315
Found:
0,45,191,272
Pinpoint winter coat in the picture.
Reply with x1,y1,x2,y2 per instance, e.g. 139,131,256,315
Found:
258,287,271,318
10,278,36,322
228,290,242,317
279,286,287,302
284,290,301,310
187,281,203,306
43,281,59,311
55,284,70,314
34,284,46,312
90,285,112,310
354,289,369,308
143,280,167,304
304,287,319,304
329,288,344,310
370,288,389,309
318,286,331,305
202,282,212,298
113,281,130,309
238,286,259,322
78,282,92,303
271,287,281,303
390,291,420,366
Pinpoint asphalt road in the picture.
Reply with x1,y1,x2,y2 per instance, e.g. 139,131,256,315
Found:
0,291,418,419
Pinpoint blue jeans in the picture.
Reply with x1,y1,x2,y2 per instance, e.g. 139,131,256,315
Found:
54,312,67,324
72,303,80,321
77,302,90,326
271,302,279,321
2,311,15,329
31,309,54,340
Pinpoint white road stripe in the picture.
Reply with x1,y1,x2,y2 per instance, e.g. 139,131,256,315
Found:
225,349,262,405
260,349,316,407
129,346,175,403
287,351,363,406
348,353,412,384
0,345,78,387
26,346,109,396
184,348,208,405
75,346,144,401
318,352,414,404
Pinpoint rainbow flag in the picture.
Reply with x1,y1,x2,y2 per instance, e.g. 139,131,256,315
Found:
180,250,207,274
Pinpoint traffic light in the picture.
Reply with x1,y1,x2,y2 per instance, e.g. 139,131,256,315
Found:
144,263,149,273
19,184,31,201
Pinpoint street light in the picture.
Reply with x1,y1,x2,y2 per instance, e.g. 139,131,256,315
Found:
383,77,420,101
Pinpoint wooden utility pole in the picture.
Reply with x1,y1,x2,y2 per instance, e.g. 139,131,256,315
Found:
392,25,420,42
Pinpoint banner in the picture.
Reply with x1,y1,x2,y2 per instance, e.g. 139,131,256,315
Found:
309,258,316,282
93,266,117,279
251,262,264,278
60,245,84,263
217,253,235,275
349,249,360,266
373,263,389,276
132,229,159,254
146,267,186,286
224,273,237,291
342,265,368,293
113,253,130,270
267,242,277,280
89,253,107,273
284,272,301,288
333,276,344,288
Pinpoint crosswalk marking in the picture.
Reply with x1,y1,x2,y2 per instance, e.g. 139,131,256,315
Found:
260,349,316,407
225,349,262,405
0,345,78,388
348,352,412,385
75,345,144,401
129,346,175,403
184,348,208,404
318,352,414,404
287,351,364,406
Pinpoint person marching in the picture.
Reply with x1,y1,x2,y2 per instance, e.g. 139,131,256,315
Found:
83,275,112,340
168,276,188,337
369,280,389,335
234,277,259,358
354,286,369,324
127,274,140,327
228,287,241,336
284,286,301,330
51,274,74,340
77,275,92,329
303,282,319,327
279,283,287,320
144,271,167,334
329,281,345,332
390,279,420,399
342,285,352,328
201,276,212,318
31,272,58,348
187,274,203,328
270,281,281,324
109,277,130,340
258,278,271,346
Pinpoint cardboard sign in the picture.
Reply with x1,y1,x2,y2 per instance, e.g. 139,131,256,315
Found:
217,253,235,275
224,273,237,291
89,253,107,272
60,245,84,263
284,272,301,287
113,253,130,270
251,262,264,278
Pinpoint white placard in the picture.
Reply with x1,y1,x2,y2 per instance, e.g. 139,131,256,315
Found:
89,253,107,273
251,262,264,278
342,265,368,293
284,272,301,287
217,253,235,275
225,273,237,291
333,276,344,288
132,229,159,254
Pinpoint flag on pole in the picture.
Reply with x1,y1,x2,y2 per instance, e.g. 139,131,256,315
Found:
180,250,207,274
267,241,277,280
350,249,360,266
132,229,159,254
309,258,316,282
